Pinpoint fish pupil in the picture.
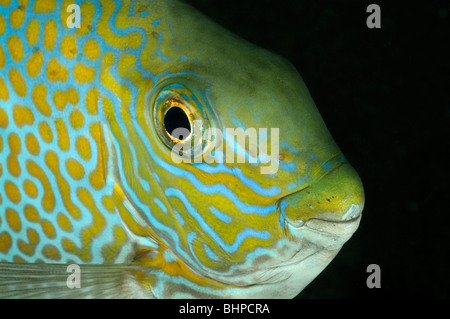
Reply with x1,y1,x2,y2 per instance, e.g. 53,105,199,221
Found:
164,106,191,140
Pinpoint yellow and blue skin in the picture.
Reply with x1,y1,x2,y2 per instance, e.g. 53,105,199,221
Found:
0,0,364,298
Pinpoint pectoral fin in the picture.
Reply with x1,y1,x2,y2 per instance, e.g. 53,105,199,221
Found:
0,262,155,299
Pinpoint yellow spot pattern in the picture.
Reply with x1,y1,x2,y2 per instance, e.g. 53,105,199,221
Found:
41,220,56,238
33,0,56,14
18,228,40,256
26,50,44,78
0,14,5,35
25,19,40,46
74,63,96,83
0,107,8,127
22,204,56,239
97,1,142,50
86,87,99,115
43,19,57,51
57,213,73,232
74,1,95,36
45,151,81,219
0,0,11,8
69,109,85,130
75,136,92,161
24,204,40,223
32,84,52,116
55,118,70,151
101,226,128,263
89,123,107,189
38,121,53,143
65,158,85,180
26,160,55,212
0,45,5,69
7,133,21,177
13,105,34,127
84,39,100,60
42,244,61,261
60,35,77,59
46,57,68,82
8,68,27,97
53,87,79,110
62,188,105,262
0,77,9,101
0,0,167,272
102,196,116,212
23,179,38,198
0,232,12,254
5,207,21,232
9,7,25,29
25,133,40,156
7,35,24,62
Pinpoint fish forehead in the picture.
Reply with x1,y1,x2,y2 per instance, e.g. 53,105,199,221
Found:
151,0,341,181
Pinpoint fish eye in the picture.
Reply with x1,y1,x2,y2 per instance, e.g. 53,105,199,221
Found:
163,101,192,142
151,82,217,160
155,96,195,150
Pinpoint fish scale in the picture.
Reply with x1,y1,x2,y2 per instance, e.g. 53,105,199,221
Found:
0,0,365,298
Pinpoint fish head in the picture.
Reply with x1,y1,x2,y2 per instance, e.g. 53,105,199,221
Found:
118,1,364,297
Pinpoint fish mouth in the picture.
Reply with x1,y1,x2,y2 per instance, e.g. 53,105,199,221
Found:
299,209,361,236
222,162,364,291
279,204,362,238
241,204,362,292
277,158,364,237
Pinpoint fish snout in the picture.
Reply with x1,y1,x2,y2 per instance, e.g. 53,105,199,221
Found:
279,163,364,234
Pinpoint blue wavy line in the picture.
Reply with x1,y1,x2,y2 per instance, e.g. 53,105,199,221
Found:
166,188,270,254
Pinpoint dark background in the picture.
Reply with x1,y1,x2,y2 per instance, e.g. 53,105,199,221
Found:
183,0,449,298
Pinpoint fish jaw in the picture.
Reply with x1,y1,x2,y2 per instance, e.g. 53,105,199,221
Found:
236,159,364,297
245,217,362,298
171,165,364,298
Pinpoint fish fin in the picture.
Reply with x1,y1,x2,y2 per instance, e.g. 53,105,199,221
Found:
0,262,155,299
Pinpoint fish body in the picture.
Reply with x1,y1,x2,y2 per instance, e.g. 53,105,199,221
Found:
0,0,364,298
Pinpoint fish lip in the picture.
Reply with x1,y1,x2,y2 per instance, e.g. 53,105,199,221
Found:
290,212,362,237
304,213,361,228
279,203,363,236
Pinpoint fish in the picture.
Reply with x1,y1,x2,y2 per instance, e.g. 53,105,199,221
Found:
0,0,364,298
